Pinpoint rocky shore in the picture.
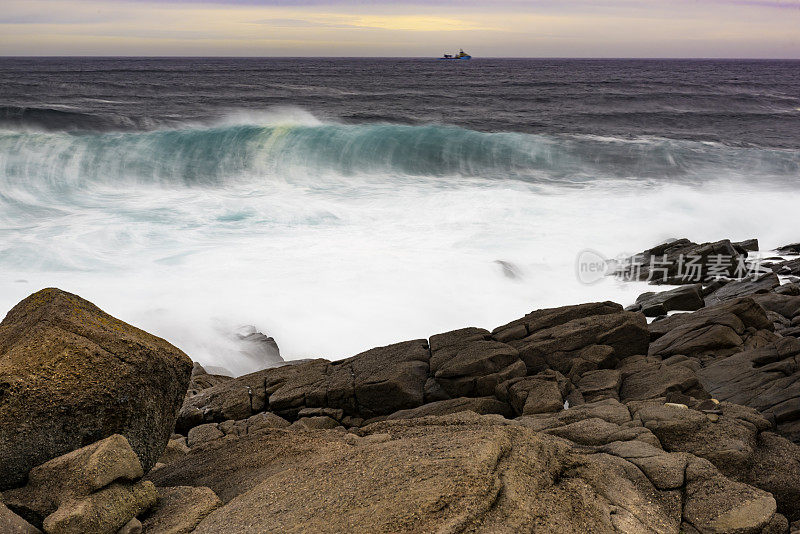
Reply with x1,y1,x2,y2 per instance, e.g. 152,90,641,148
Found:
2,238,800,533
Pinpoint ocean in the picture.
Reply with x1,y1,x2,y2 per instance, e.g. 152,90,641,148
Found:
1,57,799,374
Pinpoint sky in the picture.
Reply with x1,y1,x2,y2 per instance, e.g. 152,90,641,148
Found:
1,0,799,58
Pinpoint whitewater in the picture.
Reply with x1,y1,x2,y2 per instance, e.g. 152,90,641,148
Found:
2,58,800,374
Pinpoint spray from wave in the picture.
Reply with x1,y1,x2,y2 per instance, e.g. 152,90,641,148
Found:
1,108,799,373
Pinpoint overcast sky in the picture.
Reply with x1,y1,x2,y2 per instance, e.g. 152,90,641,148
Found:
2,0,799,57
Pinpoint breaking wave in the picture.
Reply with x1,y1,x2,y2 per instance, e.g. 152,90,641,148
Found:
1,118,799,193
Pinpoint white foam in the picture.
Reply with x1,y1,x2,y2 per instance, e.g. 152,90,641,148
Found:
1,169,798,375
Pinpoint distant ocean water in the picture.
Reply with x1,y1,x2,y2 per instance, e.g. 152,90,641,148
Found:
1,58,799,372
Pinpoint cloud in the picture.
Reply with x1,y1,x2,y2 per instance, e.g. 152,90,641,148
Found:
1,0,799,57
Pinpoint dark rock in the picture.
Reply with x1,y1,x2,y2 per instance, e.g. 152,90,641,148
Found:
495,302,648,376
429,328,524,398
576,369,621,402
704,272,781,306
233,325,284,375
733,239,759,253
648,297,776,361
698,337,800,441
187,363,234,397
775,283,800,296
777,243,800,255
751,293,800,322
633,284,704,317
177,366,275,432
491,301,624,343
618,357,707,402
619,238,746,285
495,370,573,416
772,258,800,276
0,289,192,490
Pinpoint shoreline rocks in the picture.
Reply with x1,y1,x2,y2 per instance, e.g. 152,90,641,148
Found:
4,250,800,533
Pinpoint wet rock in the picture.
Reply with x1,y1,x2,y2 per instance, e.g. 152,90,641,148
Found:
0,289,192,489
233,325,284,375
704,272,781,306
777,243,800,255
620,238,745,285
733,239,760,253
632,284,704,317
772,258,800,276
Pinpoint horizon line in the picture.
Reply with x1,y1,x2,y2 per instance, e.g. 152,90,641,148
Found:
3,55,800,61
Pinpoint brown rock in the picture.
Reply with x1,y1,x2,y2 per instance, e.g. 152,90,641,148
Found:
3,434,144,524
41,480,156,534
187,424,224,448
683,457,777,534
385,397,512,420
140,486,221,534
0,289,192,489
0,502,40,533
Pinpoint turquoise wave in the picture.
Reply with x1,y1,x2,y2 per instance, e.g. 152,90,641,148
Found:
1,122,799,192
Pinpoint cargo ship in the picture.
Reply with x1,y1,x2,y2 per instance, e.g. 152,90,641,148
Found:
439,49,471,60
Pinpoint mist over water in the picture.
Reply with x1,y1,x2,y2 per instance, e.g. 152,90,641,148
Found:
2,58,800,373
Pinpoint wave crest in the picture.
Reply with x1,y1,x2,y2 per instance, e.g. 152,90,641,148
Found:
0,121,798,194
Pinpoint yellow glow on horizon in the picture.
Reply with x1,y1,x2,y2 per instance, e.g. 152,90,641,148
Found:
0,0,799,58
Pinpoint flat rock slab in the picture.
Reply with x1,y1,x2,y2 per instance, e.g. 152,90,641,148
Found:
152,414,684,533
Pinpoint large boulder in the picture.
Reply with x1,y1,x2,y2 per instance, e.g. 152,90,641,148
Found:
0,289,192,490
